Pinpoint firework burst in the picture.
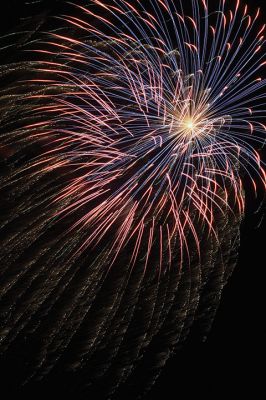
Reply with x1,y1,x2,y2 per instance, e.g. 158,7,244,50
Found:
6,0,266,272
0,1,265,395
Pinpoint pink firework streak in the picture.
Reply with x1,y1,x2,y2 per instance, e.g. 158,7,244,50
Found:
21,0,265,273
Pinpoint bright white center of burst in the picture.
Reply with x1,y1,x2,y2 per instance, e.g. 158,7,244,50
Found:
185,119,195,131
170,111,232,143
181,117,198,135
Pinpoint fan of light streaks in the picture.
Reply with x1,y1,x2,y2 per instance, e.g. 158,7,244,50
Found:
21,0,265,272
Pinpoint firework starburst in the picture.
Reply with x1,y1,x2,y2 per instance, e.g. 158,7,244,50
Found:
4,0,266,271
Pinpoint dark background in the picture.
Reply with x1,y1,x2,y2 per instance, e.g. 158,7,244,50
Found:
147,205,265,399
0,1,265,398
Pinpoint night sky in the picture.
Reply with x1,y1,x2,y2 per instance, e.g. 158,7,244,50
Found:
0,1,265,398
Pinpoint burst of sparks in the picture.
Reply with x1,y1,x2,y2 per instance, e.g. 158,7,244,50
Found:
22,0,265,271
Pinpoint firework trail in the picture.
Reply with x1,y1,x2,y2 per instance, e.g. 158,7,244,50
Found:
0,0,265,398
